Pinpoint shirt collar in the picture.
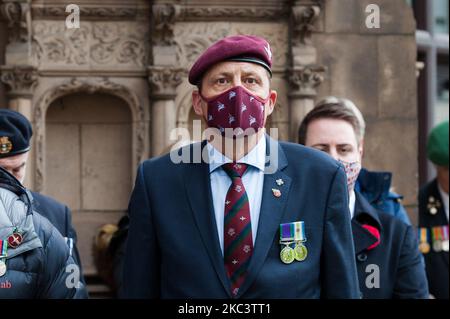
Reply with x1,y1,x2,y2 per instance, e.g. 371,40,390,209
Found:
207,136,266,173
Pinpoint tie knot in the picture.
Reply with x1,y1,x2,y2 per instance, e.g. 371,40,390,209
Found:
222,163,248,178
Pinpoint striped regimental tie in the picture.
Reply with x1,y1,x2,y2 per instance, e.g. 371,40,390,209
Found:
222,162,253,297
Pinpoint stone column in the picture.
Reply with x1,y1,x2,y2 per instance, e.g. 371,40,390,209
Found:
148,3,185,156
288,1,325,142
148,66,184,156
287,65,325,141
0,65,38,189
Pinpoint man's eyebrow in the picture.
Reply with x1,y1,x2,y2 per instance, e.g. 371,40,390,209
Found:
336,143,353,147
311,143,329,148
241,70,263,78
208,71,234,78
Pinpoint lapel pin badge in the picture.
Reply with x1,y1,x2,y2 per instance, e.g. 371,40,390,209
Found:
276,178,284,186
272,188,281,198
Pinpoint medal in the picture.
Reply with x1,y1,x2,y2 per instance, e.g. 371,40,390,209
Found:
418,228,430,254
280,221,308,263
0,260,6,277
293,221,308,262
7,232,23,249
279,222,294,264
419,242,430,254
294,244,308,261
427,196,441,215
432,227,442,253
0,240,7,277
280,245,295,264
441,226,449,252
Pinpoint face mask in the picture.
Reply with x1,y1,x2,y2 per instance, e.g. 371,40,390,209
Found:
201,86,269,136
339,160,362,193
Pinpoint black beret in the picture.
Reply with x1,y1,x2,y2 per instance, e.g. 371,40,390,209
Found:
0,109,33,158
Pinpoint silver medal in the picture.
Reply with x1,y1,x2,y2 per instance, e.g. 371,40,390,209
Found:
0,260,6,277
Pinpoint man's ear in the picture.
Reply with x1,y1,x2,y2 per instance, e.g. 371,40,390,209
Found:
359,138,364,160
265,90,277,116
192,90,206,117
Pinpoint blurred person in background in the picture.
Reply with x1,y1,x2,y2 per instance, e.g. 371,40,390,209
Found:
298,97,428,298
418,121,449,299
0,109,84,282
0,166,87,298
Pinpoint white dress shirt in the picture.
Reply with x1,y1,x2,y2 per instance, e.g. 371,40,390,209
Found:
207,137,266,254
437,182,449,222
349,189,356,220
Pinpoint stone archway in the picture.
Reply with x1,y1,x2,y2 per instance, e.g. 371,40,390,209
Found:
33,78,147,194
45,92,133,276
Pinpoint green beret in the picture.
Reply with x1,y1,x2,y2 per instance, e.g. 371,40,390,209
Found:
427,121,449,167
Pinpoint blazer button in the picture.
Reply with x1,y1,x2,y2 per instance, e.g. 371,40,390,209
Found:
357,253,368,262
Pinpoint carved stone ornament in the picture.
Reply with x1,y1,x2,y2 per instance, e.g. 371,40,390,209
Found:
291,2,321,46
179,5,289,22
0,65,37,97
148,67,185,100
152,4,181,46
31,4,148,20
0,0,31,44
32,21,149,69
287,65,326,98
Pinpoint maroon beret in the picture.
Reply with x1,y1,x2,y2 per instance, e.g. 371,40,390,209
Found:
188,35,273,85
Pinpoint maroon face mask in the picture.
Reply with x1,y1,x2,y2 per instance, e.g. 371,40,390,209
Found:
201,86,270,136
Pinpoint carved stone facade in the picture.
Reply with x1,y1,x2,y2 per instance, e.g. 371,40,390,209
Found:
0,64,37,97
0,0,418,294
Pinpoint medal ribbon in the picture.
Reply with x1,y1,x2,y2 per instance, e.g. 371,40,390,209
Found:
0,240,7,258
419,227,428,244
280,223,294,242
293,221,306,242
443,225,449,241
433,226,441,243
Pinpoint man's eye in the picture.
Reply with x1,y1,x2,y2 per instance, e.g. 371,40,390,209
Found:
216,78,228,84
314,146,328,153
245,78,257,84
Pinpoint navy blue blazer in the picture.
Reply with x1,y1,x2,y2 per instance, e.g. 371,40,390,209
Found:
419,179,449,299
122,137,360,299
31,191,84,280
352,192,429,299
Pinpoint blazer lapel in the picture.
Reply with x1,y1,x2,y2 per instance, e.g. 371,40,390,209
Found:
353,193,382,254
184,141,232,297
352,220,379,254
236,136,292,298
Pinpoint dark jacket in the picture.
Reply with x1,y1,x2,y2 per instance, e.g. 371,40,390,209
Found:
122,138,360,298
31,191,84,281
0,169,88,299
419,178,449,299
352,192,429,299
356,168,411,225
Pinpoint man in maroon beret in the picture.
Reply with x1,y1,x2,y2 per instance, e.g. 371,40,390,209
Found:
123,35,360,299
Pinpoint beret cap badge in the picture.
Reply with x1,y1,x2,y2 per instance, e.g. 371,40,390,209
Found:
0,137,13,154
